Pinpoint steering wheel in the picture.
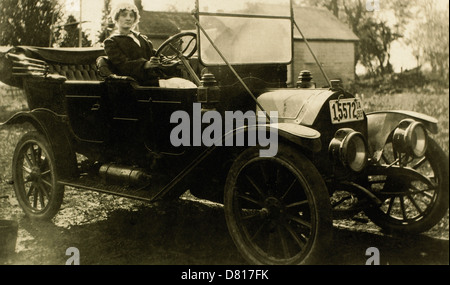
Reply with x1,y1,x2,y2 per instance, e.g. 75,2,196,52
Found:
155,32,197,67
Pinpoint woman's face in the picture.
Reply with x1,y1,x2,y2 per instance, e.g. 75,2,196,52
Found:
116,9,136,29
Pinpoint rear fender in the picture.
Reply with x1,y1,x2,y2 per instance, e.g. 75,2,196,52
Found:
1,109,78,179
366,110,438,160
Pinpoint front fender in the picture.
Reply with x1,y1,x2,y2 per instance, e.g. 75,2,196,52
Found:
221,123,321,155
366,110,438,160
274,123,321,152
0,109,78,179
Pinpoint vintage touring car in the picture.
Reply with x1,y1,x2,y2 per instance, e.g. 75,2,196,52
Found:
0,0,448,265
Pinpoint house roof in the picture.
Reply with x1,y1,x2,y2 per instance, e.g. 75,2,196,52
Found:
293,6,359,41
139,11,195,38
138,6,358,41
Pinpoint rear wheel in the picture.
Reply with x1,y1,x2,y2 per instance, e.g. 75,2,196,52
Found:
224,144,332,264
12,131,64,220
365,138,449,234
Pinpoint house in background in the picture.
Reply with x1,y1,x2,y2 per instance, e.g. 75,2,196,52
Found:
138,6,358,87
291,7,359,87
138,11,194,48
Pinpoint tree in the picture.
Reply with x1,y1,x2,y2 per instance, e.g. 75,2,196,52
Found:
97,0,113,44
342,0,404,76
341,0,365,73
133,0,143,13
324,0,339,17
297,0,341,18
301,0,340,17
0,0,61,47
407,0,449,81
133,0,143,31
358,18,400,75
381,0,416,35
55,14,91,47
298,0,411,76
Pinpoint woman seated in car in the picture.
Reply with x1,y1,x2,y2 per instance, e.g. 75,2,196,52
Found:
104,3,195,88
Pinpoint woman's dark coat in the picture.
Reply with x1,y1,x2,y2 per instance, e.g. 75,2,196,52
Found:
103,31,158,84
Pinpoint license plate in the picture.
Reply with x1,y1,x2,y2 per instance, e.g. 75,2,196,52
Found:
329,98,364,124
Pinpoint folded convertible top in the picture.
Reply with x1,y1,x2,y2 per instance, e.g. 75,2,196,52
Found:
14,46,106,65
0,46,107,87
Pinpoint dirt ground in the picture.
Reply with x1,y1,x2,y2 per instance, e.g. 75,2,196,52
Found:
0,184,448,266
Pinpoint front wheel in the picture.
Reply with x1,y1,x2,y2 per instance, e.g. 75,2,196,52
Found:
12,131,64,220
365,138,449,234
224,144,332,265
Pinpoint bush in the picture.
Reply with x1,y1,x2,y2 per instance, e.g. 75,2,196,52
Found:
0,83,28,121
349,69,448,96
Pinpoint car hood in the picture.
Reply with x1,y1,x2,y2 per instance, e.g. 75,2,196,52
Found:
257,88,335,126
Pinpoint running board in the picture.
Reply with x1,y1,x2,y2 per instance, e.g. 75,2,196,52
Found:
59,176,166,203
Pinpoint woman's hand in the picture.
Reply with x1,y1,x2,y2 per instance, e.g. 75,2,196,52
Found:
144,56,161,69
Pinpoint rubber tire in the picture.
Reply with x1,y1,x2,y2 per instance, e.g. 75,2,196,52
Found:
224,143,333,265
12,131,64,220
365,138,449,234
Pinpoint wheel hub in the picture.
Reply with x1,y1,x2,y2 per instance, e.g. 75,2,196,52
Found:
263,197,285,219
29,166,41,181
382,175,411,195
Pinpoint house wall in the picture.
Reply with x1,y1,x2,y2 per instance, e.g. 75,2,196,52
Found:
290,40,356,88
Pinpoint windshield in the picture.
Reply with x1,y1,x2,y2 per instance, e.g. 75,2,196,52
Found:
197,0,293,66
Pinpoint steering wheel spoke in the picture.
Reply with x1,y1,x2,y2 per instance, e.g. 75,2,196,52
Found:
155,32,200,85
156,32,197,61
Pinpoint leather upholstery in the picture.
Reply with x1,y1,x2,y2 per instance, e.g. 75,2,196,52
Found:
47,63,100,81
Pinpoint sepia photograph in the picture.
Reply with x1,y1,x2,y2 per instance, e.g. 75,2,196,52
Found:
0,0,448,272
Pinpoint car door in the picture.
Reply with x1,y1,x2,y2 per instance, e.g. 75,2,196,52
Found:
63,81,111,142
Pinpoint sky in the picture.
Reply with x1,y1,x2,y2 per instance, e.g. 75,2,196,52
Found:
65,0,448,73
